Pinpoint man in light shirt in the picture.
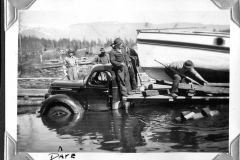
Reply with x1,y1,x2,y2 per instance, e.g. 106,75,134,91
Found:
63,49,79,80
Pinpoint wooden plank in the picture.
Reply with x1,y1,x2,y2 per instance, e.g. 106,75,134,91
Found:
201,107,211,117
18,78,62,80
18,99,43,106
206,83,229,87
18,89,48,97
35,64,63,69
36,61,92,69
147,84,171,90
149,82,228,94
178,83,229,94
142,90,159,97
156,80,173,85
156,80,229,87
127,93,229,100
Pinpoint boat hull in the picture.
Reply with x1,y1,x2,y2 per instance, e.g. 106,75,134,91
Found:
137,31,230,83
143,66,229,83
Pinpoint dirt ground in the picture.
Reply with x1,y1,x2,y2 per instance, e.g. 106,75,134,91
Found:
18,64,93,89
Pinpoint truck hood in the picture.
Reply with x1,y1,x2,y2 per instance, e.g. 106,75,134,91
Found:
51,80,85,88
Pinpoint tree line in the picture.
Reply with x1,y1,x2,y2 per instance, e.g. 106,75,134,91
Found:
18,35,136,76
18,35,136,54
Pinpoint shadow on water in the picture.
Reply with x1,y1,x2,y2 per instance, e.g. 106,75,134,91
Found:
41,109,146,152
36,103,228,152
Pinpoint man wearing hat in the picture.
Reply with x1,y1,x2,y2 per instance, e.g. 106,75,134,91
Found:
109,38,132,97
165,60,208,98
63,49,79,80
93,48,110,64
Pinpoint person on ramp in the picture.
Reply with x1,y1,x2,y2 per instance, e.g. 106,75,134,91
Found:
109,38,133,97
165,60,208,98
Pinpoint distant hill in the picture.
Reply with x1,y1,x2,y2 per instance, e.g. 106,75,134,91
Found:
20,22,230,41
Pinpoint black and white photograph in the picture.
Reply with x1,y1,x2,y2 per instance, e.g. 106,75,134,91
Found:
4,0,240,159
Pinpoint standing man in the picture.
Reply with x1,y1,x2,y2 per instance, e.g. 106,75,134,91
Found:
165,60,208,98
63,49,79,80
93,48,110,64
127,47,139,91
109,38,132,97
92,48,110,81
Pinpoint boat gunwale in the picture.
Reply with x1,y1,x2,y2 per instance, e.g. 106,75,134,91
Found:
137,38,230,53
137,30,230,38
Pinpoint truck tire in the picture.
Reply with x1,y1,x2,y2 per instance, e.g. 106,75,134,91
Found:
47,105,72,123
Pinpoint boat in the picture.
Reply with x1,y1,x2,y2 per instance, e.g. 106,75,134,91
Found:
136,29,230,83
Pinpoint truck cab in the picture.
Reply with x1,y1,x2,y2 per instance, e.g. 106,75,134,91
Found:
39,64,124,119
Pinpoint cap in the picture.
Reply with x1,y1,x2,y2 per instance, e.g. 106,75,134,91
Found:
100,48,106,53
67,49,74,54
111,38,123,46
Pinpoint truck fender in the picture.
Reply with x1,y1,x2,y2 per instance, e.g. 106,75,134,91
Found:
40,94,84,115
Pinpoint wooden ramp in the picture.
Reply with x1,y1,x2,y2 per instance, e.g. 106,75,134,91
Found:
126,93,229,103
153,81,229,95
130,82,229,103
17,88,229,106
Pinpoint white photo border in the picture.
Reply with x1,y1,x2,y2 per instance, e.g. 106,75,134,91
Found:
5,0,240,159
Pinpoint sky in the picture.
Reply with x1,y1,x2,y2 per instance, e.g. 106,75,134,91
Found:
19,0,230,29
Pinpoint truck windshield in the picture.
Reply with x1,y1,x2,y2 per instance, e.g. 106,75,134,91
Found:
88,71,108,86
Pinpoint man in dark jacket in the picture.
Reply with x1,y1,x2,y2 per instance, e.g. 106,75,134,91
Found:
109,38,133,97
128,47,139,89
93,48,110,64
165,60,208,98
122,45,138,92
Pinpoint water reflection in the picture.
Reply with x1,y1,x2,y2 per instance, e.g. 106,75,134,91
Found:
41,109,146,152
18,103,229,152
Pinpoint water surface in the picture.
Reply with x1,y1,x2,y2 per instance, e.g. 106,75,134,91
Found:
17,103,228,152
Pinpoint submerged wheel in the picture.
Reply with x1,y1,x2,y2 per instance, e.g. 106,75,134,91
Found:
48,106,71,116
47,105,72,123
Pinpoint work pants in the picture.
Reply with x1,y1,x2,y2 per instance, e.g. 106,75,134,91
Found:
115,65,131,96
130,57,139,85
128,64,138,90
124,65,132,93
67,66,78,80
165,68,182,93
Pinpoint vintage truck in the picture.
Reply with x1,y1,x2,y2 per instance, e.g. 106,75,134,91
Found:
39,63,229,120
39,64,133,119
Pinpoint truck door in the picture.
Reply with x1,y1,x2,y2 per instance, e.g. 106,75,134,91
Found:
85,71,111,111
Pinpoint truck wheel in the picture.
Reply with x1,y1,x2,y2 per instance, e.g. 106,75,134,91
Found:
47,106,72,123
